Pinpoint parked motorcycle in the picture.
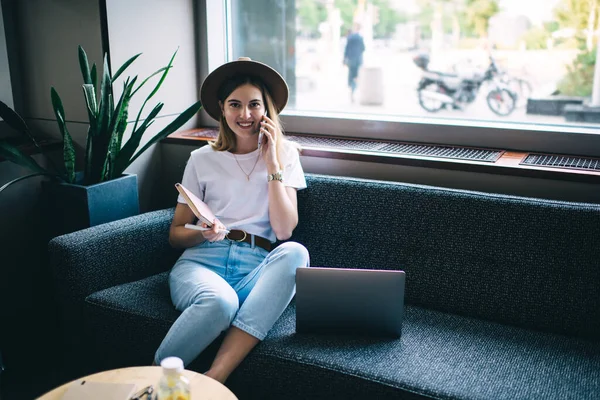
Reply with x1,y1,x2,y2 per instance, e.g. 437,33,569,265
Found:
413,53,517,116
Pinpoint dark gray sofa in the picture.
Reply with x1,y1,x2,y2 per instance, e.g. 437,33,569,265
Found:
49,174,600,399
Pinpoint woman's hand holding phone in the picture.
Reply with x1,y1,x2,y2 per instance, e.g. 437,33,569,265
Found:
259,114,279,170
257,129,264,153
257,111,267,153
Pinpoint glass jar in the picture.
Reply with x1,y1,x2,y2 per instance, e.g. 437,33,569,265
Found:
156,356,191,400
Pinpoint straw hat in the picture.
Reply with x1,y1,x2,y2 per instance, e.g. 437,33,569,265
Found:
200,57,289,121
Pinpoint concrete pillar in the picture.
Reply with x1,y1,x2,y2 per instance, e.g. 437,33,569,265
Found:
359,66,384,105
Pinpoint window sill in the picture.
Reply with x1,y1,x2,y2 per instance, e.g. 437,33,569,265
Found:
163,128,600,185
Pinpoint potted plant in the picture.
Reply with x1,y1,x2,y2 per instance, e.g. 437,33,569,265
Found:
0,46,202,235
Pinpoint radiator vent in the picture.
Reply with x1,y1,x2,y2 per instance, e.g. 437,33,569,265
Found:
287,135,503,162
521,153,600,171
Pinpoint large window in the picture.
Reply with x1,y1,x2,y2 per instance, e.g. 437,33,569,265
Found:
205,0,600,157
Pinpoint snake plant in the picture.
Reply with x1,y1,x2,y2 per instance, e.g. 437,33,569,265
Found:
0,45,202,192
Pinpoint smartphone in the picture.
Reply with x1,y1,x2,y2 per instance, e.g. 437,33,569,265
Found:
257,111,267,151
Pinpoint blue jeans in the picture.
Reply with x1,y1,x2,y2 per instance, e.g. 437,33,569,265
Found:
154,239,310,366
347,60,361,93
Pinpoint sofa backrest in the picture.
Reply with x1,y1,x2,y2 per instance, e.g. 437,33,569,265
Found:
292,174,600,341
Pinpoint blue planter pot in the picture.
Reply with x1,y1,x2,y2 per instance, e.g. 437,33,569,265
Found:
43,173,140,237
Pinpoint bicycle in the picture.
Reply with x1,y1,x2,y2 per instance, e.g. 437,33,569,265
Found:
452,55,533,108
497,72,532,108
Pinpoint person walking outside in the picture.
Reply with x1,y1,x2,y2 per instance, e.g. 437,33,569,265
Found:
344,24,365,103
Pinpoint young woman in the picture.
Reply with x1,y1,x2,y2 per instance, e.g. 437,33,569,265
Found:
153,57,309,384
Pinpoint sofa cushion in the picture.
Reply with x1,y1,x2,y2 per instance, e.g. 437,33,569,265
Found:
229,301,600,400
84,272,179,368
86,273,600,399
293,174,600,340
84,271,225,372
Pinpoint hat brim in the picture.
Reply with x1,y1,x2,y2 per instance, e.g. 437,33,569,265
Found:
200,59,289,121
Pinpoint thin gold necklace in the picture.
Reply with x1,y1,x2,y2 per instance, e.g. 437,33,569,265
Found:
233,151,261,181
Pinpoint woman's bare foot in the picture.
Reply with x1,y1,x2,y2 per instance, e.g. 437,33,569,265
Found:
205,327,260,384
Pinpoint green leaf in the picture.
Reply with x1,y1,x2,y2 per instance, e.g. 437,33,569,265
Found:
89,55,113,183
0,139,47,173
132,48,178,135
113,102,163,175
101,77,136,181
0,172,61,195
101,153,113,182
0,100,45,153
0,100,62,174
82,83,97,184
91,63,97,93
130,66,172,97
144,49,178,102
0,100,29,136
97,55,112,137
50,87,76,183
111,53,142,83
127,100,202,168
106,77,135,141
114,107,129,152
78,45,92,85
114,78,137,152
84,126,93,183
82,84,98,122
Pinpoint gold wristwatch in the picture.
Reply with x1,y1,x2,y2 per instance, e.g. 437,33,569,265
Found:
267,170,283,182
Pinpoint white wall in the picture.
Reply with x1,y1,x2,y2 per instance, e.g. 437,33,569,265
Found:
105,0,198,120
15,0,103,123
104,0,199,210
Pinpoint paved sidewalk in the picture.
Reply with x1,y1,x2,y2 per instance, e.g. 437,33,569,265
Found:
292,49,593,128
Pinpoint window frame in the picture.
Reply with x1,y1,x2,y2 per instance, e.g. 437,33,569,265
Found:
200,1,600,159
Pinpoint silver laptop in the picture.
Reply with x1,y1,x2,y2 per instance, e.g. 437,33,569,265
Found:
295,267,405,337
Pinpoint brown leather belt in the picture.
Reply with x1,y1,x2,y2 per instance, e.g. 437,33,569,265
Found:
226,229,271,252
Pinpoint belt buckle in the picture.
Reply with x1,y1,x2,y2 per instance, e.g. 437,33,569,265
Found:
227,230,247,242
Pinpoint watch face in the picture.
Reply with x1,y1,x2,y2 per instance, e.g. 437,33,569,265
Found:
269,171,283,181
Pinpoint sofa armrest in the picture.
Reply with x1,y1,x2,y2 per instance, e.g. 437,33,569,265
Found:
49,208,180,323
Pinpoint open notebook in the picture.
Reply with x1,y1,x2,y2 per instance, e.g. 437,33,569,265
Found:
175,183,216,227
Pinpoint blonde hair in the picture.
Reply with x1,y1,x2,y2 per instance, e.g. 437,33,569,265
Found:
210,75,292,169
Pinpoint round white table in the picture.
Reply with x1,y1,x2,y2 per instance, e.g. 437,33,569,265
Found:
37,366,238,400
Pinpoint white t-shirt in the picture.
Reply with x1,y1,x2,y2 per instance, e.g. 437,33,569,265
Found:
178,140,307,242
